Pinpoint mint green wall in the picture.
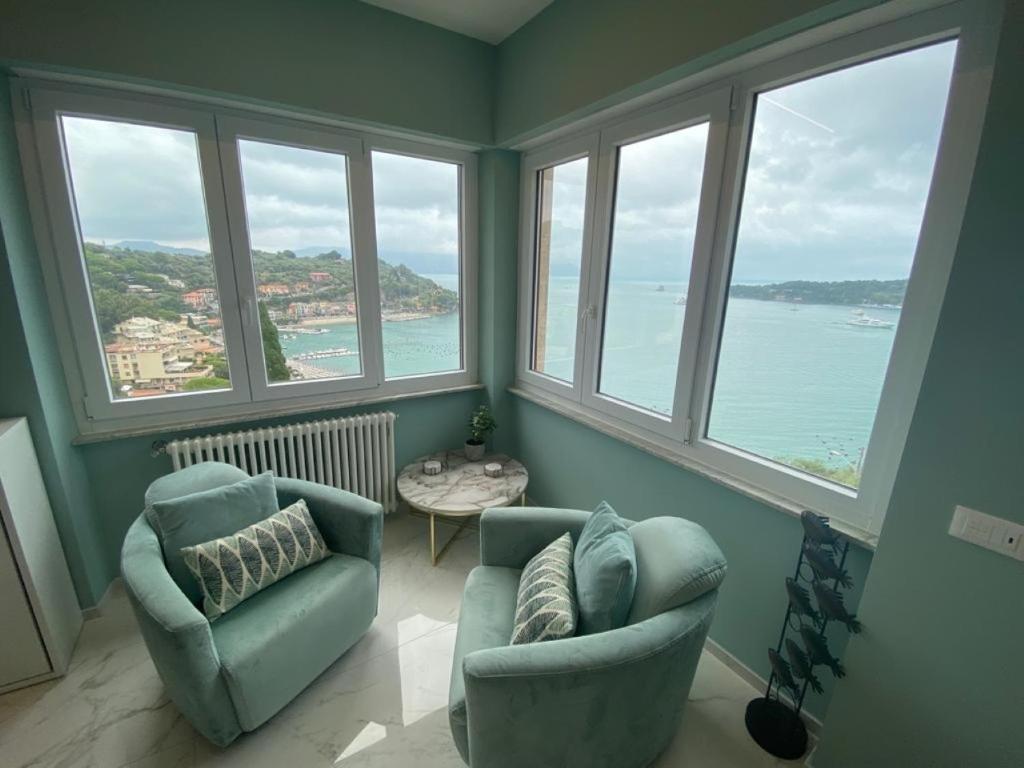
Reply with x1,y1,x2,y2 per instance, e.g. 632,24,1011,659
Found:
815,4,1023,766
0,82,107,604
0,0,494,144
495,0,878,144
477,150,521,452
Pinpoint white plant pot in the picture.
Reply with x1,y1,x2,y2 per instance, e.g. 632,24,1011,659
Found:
464,441,486,461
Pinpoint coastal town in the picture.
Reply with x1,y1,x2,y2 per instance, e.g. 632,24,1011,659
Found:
87,242,457,397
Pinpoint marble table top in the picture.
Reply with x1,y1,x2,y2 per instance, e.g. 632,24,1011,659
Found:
397,450,528,516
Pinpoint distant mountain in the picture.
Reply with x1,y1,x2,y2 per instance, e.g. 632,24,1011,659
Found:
730,279,908,307
114,240,207,256
292,245,350,258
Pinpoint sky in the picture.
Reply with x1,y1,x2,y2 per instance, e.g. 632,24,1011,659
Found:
61,39,956,286
544,39,957,283
61,122,460,272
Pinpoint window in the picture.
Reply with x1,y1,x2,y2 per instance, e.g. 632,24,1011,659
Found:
516,3,989,535
597,122,710,416
60,116,236,402
234,136,365,387
371,150,463,379
531,157,589,384
706,41,958,490
22,88,476,433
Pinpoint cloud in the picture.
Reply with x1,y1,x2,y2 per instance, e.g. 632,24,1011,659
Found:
541,39,957,283
64,120,461,263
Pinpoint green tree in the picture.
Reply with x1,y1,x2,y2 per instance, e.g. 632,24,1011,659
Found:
783,457,861,488
259,301,290,382
183,376,231,392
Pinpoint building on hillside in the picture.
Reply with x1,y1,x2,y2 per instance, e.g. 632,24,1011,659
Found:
258,283,291,297
309,272,331,283
182,288,217,309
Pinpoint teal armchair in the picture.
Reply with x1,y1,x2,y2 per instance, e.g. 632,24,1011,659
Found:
449,507,727,768
121,463,382,746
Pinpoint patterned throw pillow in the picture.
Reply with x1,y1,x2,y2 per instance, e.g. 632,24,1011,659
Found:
181,499,329,620
511,532,577,645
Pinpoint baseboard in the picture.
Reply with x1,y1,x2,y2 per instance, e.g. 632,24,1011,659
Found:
704,637,824,737
81,576,122,621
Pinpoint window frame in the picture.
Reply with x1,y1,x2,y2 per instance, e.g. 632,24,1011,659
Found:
515,132,600,401
580,89,732,441
28,89,253,421
14,80,479,437
513,0,996,535
367,135,479,393
216,114,384,400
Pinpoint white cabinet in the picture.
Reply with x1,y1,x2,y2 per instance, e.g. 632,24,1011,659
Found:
0,418,82,692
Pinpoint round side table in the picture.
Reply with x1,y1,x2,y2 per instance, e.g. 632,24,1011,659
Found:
397,450,528,565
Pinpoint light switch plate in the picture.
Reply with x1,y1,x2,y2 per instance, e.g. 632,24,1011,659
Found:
949,505,1024,560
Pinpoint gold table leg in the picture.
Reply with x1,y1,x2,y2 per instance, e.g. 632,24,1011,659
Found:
430,513,474,566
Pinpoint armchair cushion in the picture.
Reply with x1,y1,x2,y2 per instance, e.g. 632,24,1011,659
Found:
448,565,521,760
212,552,378,730
182,499,329,619
574,502,636,634
626,517,727,624
149,471,280,603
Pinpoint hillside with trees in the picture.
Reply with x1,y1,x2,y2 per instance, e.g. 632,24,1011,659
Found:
729,279,907,307
82,243,458,338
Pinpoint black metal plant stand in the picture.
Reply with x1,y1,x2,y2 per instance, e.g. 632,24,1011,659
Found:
745,511,861,760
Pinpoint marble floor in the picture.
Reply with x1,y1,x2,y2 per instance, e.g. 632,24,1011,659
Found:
0,510,809,768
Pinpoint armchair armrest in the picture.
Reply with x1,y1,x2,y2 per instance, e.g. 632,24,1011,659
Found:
274,477,383,574
120,516,240,746
479,507,594,568
462,592,717,768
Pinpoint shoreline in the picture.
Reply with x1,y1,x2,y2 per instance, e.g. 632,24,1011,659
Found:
290,309,455,327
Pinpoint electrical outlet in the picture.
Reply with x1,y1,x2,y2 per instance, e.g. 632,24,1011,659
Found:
949,505,1024,561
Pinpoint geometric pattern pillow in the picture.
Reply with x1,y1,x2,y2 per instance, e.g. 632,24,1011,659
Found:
511,532,577,645
181,499,329,620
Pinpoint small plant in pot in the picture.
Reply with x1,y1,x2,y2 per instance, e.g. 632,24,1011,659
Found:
465,405,496,461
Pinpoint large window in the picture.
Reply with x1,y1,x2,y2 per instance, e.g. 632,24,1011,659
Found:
706,41,958,489
22,88,476,432
598,122,710,416
516,4,988,535
60,116,236,402
372,150,463,379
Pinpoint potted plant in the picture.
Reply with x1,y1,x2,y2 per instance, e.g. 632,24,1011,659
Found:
465,405,496,461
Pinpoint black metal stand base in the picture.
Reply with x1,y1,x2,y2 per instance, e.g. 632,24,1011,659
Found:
745,697,808,760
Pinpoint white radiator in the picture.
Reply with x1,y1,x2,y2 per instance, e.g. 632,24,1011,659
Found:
165,412,397,512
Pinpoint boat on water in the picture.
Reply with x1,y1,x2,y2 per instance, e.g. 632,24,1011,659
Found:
674,295,687,306
655,285,666,292
847,309,895,329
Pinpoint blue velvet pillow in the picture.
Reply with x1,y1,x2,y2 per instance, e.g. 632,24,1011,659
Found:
148,471,280,604
574,501,637,634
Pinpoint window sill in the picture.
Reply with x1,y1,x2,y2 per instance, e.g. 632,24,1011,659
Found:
71,383,483,445
509,385,878,551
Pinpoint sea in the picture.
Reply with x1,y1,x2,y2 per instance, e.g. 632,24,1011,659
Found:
280,274,900,473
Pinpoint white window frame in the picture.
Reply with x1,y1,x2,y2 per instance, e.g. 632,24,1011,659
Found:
515,132,600,401
367,136,479,393
513,0,998,535
217,115,384,400
13,79,479,437
28,89,252,422
581,89,731,441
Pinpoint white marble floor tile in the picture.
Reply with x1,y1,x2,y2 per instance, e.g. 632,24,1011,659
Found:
1,509,808,768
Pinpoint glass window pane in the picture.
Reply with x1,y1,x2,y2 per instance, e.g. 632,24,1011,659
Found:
707,41,958,488
532,157,588,383
598,122,710,416
60,116,233,401
371,151,461,378
236,139,361,384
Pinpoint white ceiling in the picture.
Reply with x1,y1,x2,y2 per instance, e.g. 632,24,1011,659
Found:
359,0,554,44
